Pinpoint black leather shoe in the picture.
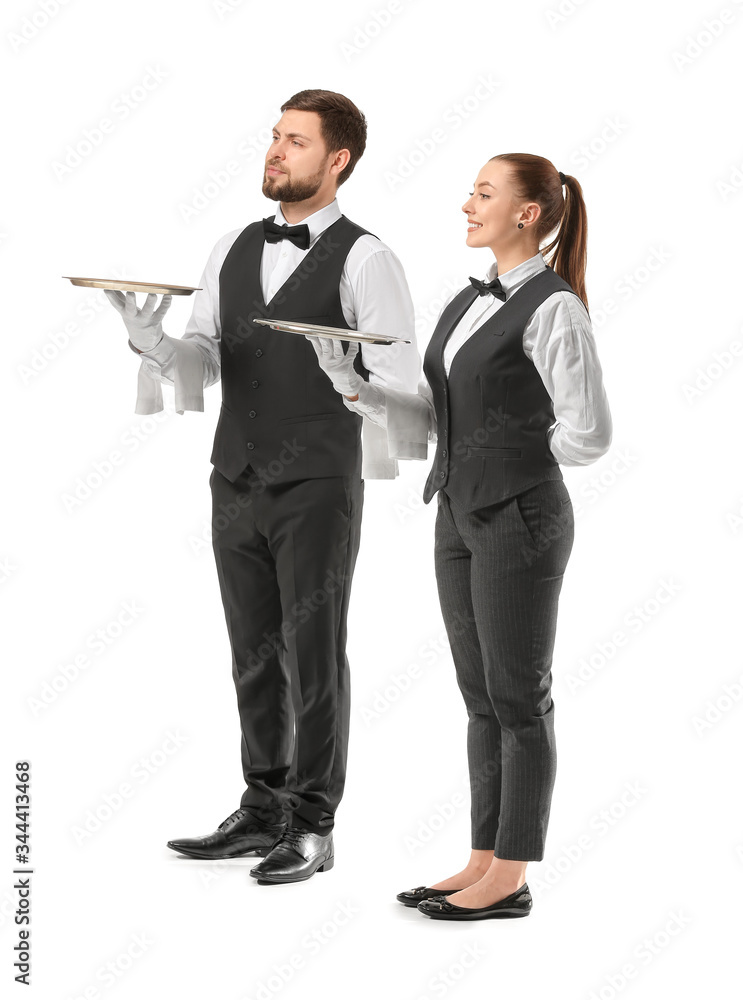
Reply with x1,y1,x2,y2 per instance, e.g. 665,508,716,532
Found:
166,808,286,859
396,885,473,907
249,826,333,883
416,883,532,920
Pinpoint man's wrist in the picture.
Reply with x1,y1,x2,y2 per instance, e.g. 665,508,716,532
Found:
335,373,363,400
135,331,176,366
129,330,165,355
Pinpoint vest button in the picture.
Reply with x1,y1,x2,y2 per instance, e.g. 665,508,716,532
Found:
247,442,255,450
442,450,447,458
251,380,259,388
439,471,445,479
249,410,257,418
255,349,263,357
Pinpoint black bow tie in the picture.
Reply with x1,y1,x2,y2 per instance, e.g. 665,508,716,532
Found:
469,275,507,301
263,217,311,251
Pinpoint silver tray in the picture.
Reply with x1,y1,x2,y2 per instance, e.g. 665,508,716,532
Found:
253,317,410,345
63,277,201,295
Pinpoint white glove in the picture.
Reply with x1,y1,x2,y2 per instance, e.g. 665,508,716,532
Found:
104,290,172,352
305,335,363,397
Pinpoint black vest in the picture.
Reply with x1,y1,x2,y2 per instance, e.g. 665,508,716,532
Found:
422,267,580,512
211,214,372,483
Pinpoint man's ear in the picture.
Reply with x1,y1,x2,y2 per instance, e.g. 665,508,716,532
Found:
330,148,351,178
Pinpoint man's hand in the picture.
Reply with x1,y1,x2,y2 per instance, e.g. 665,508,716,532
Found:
104,290,172,353
305,335,363,398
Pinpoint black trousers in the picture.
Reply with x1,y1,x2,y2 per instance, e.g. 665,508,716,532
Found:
210,463,364,835
434,479,574,861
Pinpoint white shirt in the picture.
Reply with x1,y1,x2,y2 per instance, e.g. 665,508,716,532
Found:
130,198,421,478
341,251,612,466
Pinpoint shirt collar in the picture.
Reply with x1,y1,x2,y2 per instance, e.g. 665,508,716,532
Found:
484,251,546,296
274,198,341,245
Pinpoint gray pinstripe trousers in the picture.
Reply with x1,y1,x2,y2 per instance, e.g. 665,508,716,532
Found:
434,479,574,860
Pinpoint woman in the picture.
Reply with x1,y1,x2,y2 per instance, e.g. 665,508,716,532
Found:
307,153,612,920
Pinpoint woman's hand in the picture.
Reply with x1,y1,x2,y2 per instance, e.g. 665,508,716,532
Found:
305,334,363,399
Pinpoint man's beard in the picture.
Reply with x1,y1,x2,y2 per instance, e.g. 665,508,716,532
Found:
262,162,326,203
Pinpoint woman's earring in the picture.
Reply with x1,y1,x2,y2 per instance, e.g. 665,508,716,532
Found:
517,222,524,229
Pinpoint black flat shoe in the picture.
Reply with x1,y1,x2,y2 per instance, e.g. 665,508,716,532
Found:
249,827,333,883
396,885,473,907
416,883,532,920
167,808,286,860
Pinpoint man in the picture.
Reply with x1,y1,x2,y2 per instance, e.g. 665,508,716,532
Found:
105,89,419,884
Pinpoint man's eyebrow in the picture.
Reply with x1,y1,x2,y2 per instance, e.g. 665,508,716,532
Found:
272,128,312,141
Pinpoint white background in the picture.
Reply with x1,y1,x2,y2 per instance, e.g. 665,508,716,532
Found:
4,0,743,997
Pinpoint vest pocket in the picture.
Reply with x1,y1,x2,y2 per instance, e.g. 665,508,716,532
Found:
279,412,339,423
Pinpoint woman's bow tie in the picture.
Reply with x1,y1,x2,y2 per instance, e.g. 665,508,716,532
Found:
469,276,506,301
